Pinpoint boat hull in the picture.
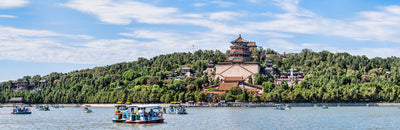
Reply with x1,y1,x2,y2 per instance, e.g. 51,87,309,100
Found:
112,118,126,123
82,110,92,113
125,119,164,124
168,112,187,114
11,112,31,114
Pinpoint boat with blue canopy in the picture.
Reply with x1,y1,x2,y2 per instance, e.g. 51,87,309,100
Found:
38,105,50,111
11,105,31,114
125,105,164,124
165,101,188,114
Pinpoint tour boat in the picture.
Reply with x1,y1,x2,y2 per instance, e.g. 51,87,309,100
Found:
274,104,291,110
82,105,92,113
125,105,164,124
52,104,59,108
248,105,256,108
39,105,50,111
166,102,188,114
322,104,328,109
11,105,31,114
112,104,128,123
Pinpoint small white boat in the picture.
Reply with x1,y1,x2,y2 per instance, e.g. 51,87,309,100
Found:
82,105,92,113
322,104,328,109
274,104,291,110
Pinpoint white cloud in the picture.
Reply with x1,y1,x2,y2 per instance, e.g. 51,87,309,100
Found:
0,26,93,40
119,30,229,52
0,0,29,9
265,38,399,58
250,0,400,44
0,15,17,18
63,0,294,38
64,0,178,25
0,26,106,64
209,11,242,21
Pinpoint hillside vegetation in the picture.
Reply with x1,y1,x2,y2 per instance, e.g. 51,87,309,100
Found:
1,48,400,103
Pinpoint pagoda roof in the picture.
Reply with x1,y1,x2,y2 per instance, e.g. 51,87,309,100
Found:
231,34,248,43
247,42,257,47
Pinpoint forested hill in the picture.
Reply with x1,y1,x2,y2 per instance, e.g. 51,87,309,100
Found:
1,48,400,103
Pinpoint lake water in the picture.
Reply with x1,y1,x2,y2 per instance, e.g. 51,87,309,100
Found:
0,106,398,129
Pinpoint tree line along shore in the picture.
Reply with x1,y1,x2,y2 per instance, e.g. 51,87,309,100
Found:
3,103,400,108
1,49,400,104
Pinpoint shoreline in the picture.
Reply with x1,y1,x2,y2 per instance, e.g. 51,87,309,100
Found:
2,102,400,108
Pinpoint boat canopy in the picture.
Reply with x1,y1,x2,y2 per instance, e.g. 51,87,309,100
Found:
127,105,161,109
115,104,128,107
170,101,181,104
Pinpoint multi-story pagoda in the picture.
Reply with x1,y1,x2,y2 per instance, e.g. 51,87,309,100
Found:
228,34,257,62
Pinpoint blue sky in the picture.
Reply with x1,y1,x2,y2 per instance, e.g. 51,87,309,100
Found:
1,0,400,81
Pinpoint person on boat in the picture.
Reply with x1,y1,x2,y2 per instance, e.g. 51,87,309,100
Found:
135,108,139,120
115,107,120,115
139,108,145,121
130,108,135,121
149,109,154,119
115,107,122,119
178,106,182,113
143,108,149,120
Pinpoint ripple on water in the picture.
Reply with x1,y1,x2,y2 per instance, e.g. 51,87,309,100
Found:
0,106,399,129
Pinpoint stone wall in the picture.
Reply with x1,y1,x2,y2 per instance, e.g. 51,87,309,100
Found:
215,63,260,82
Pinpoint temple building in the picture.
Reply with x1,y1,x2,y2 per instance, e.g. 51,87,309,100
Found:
205,34,263,96
215,34,260,82
204,61,215,75
205,76,263,95
228,34,255,62
276,68,304,86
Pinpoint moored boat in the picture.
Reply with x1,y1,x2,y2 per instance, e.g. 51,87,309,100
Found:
82,105,92,113
125,105,164,124
166,102,188,114
39,105,50,111
322,104,328,109
274,104,291,110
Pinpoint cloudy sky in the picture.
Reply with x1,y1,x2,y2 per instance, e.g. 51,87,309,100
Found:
1,0,400,81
